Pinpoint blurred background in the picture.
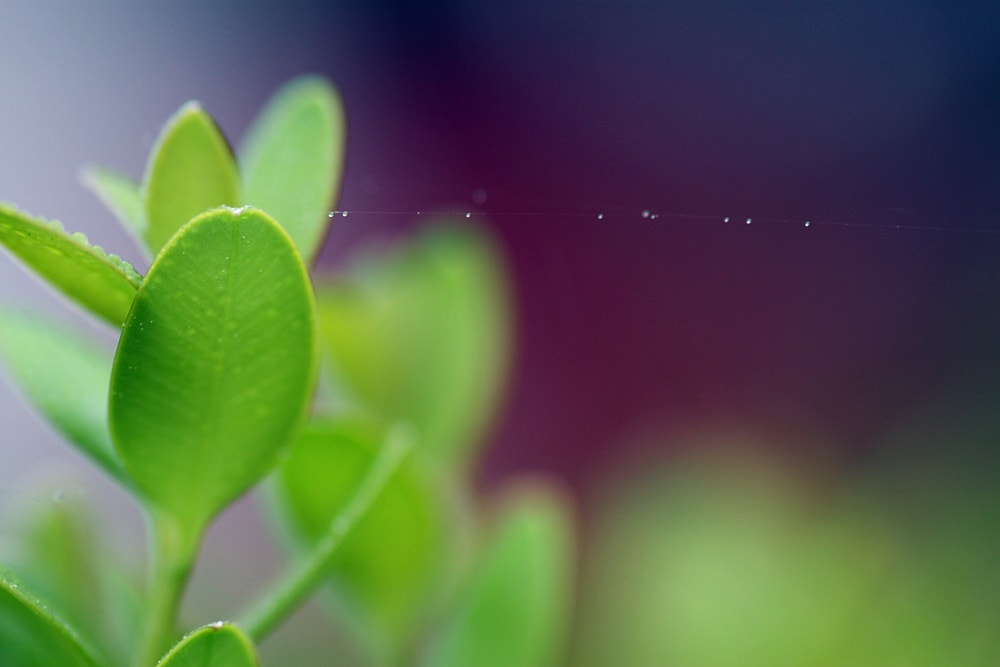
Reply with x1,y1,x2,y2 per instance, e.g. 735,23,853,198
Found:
1,2,998,663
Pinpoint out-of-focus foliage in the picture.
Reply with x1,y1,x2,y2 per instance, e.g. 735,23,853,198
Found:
572,422,1000,666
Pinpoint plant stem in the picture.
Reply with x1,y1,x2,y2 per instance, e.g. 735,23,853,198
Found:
240,425,415,642
135,511,201,667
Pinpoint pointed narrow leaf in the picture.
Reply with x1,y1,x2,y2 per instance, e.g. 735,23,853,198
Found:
143,103,239,255
424,481,575,667
0,309,129,486
317,223,511,468
0,203,141,324
79,165,147,255
240,75,344,263
268,416,459,650
0,566,102,666
110,207,316,532
156,622,258,667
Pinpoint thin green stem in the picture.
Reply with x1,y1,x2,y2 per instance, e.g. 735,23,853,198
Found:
135,511,202,667
239,424,415,642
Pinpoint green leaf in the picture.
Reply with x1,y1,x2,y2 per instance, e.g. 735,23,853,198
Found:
424,481,575,667
268,416,460,654
240,75,344,264
0,309,131,487
79,165,147,254
109,206,317,533
143,102,240,256
7,497,142,665
0,566,103,666
156,622,258,667
0,203,141,325
316,223,512,468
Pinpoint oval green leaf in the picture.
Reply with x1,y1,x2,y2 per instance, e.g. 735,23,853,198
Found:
156,622,258,667
240,75,344,264
109,206,317,531
143,102,240,256
316,223,511,468
268,416,459,653
0,309,129,487
0,566,103,667
79,165,148,258
423,481,575,667
0,203,141,325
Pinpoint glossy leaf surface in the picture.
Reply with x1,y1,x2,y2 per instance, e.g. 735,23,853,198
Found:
317,223,511,468
79,165,146,252
0,203,141,324
110,207,316,531
156,623,258,667
0,566,102,667
240,75,344,264
424,481,575,667
143,103,239,255
0,309,129,486
269,416,456,650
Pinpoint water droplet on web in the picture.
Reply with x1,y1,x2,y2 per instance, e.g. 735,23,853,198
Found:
804,220,811,227
642,209,650,219
597,213,604,220
724,216,730,223
746,218,752,225
341,211,348,217
328,211,336,218
465,212,471,218
650,213,659,219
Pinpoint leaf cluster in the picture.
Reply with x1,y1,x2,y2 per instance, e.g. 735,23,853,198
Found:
0,76,574,666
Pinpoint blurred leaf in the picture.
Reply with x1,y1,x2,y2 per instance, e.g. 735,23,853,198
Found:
317,223,511,468
143,102,239,256
424,480,575,667
268,416,459,655
109,207,316,534
240,75,344,264
572,446,898,666
79,165,147,255
0,203,141,324
8,497,142,665
0,566,103,666
156,622,258,667
0,309,130,487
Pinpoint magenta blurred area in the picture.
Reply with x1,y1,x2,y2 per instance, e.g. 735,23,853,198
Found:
3,2,1000,495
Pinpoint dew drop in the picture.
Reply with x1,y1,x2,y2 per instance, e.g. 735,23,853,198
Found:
642,210,650,219
650,213,659,219
327,211,336,218
746,218,752,225
804,220,811,227
341,211,348,217
465,212,472,218
597,213,604,220
724,216,730,223
209,621,224,629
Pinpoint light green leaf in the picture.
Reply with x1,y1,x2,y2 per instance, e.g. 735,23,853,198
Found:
0,309,130,487
240,75,344,264
268,416,460,655
156,622,258,667
0,566,103,667
143,102,240,256
0,203,141,325
316,223,512,468
425,480,575,667
109,206,317,533
79,165,147,254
